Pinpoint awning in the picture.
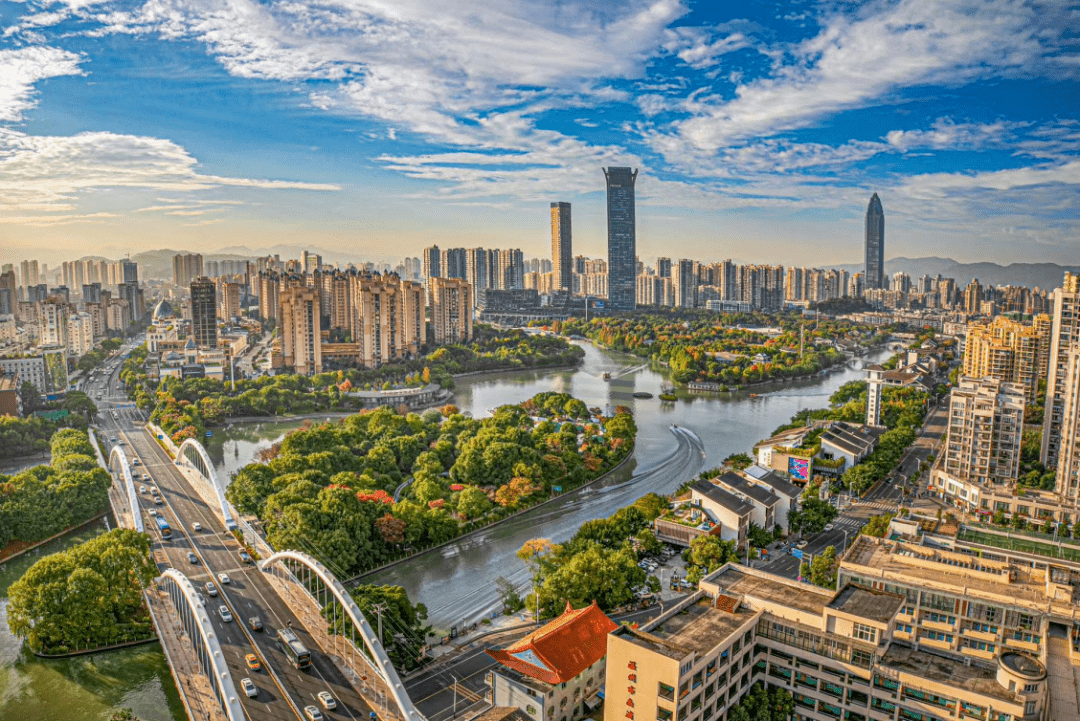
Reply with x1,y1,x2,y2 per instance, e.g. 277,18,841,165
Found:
585,694,603,710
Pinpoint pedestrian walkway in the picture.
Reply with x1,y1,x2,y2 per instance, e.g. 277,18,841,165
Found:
1046,633,1080,721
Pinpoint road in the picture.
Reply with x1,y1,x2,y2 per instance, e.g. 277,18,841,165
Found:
760,401,948,581
91,344,376,721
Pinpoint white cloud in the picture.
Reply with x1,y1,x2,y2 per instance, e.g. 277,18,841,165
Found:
885,118,1020,152
0,128,340,216
660,0,1077,155
663,26,752,69
0,46,84,122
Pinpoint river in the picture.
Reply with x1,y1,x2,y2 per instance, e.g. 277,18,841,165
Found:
206,341,890,631
0,518,186,721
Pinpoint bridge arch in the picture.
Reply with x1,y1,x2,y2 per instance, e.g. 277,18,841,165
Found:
159,569,246,721
176,438,237,531
108,445,144,533
261,550,423,721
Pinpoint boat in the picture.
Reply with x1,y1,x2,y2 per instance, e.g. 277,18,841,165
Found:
601,372,611,380
632,392,653,399
749,393,760,398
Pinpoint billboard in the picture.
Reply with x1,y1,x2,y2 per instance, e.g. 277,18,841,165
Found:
788,456,811,482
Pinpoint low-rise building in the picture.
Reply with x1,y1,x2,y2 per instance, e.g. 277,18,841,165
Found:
689,479,753,544
0,375,21,416
488,601,616,721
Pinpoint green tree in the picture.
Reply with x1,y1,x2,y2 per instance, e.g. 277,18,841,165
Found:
495,576,524,614
789,497,837,534
860,514,894,538
688,535,739,572
799,546,838,589
456,486,492,520
632,493,669,521
727,683,793,721
325,584,429,671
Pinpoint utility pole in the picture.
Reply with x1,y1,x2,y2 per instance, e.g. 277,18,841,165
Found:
372,602,387,645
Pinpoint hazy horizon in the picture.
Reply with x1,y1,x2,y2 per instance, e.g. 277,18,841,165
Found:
1,1,1077,266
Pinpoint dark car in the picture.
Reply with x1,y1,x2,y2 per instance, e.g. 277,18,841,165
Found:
248,616,263,632
239,550,252,564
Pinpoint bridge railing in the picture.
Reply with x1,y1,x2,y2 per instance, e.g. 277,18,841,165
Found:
175,438,237,531
106,442,144,533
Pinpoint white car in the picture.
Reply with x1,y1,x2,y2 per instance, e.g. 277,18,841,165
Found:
192,522,202,532
196,592,207,607
148,509,157,517
317,691,337,710
242,678,258,698
218,573,231,585
824,523,835,532
139,486,147,494
205,582,218,597
218,605,233,622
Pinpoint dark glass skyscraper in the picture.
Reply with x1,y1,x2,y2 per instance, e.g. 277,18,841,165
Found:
865,193,885,290
604,167,638,312
190,276,218,349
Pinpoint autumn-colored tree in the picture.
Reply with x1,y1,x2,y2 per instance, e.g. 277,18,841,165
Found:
374,514,406,544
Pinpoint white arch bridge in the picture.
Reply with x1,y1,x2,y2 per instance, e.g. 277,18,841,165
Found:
176,438,237,531
261,550,424,721
158,569,246,721
107,444,144,533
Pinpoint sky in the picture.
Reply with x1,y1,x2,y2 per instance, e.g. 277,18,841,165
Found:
0,0,1078,268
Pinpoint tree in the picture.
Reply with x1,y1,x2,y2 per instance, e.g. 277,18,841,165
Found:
688,535,738,572
19,382,41,415
727,683,793,721
374,514,406,544
110,710,140,721
790,497,837,534
329,584,429,671
635,528,663,555
747,522,773,549
495,576,524,614
860,514,894,538
633,493,669,520
799,546,838,589
456,486,492,520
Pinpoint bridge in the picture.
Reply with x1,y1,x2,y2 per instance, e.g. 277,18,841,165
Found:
158,569,247,721
261,550,424,721
107,444,144,533
176,437,238,531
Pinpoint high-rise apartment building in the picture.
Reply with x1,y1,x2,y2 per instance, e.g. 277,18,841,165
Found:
422,246,441,280
864,193,884,290
943,376,1025,485
173,254,204,288
440,248,468,280
498,249,524,290
20,259,39,288
431,277,472,345
550,202,572,292
280,286,322,376
963,278,983,313
466,248,489,307
351,273,425,368
1055,347,1080,505
219,282,242,321
655,257,672,279
257,271,281,322
1042,272,1080,470
67,313,94,356
604,166,638,312
672,259,697,309
38,302,69,348
962,316,1051,401
189,276,218,349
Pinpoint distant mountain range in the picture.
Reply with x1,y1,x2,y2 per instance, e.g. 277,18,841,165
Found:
836,257,1079,291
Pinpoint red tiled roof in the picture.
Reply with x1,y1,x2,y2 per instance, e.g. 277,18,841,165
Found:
487,601,618,685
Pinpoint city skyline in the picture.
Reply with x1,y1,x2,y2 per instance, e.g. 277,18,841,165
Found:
0,1,1077,266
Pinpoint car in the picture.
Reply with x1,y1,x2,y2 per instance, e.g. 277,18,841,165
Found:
244,653,261,671
188,552,199,564
796,540,809,549
303,706,324,721
142,474,150,481
110,437,117,442
154,497,163,506
218,605,233,622
139,486,147,494
196,592,207,607
317,691,337,710
117,439,125,445
131,458,140,466
248,616,263,632
218,573,231,585
148,508,157,517
239,550,252,564
241,678,258,698
824,523,835,532
150,487,159,496
205,582,218,597
192,522,202,532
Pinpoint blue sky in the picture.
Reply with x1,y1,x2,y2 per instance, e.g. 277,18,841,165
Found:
1,0,1078,267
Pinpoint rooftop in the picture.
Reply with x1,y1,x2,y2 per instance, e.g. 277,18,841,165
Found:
827,584,904,624
717,472,778,507
615,597,755,659
879,643,1016,704
743,465,800,499
705,565,834,616
842,536,1078,615
690,479,754,516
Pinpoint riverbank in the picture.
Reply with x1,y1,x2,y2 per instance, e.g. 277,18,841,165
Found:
346,446,636,584
0,512,110,564
449,361,582,381
31,635,158,659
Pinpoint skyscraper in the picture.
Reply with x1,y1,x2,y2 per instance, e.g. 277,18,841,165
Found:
604,166,637,312
550,202,572,292
280,286,321,376
864,193,884,290
431,277,472,345
190,276,218,349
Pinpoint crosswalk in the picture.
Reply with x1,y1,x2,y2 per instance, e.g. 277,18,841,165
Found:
856,500,899,513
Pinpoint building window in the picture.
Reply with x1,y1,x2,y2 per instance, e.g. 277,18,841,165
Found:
1025,701,1037,715
852,623,877,643
850,649,873,669
658,683,674,702
656,708,672,721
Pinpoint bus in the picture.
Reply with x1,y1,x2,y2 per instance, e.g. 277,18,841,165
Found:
154,514,172,539
277,628,311,669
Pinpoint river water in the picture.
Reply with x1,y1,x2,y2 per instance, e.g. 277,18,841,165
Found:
0,518,186,721
206,341,890,631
